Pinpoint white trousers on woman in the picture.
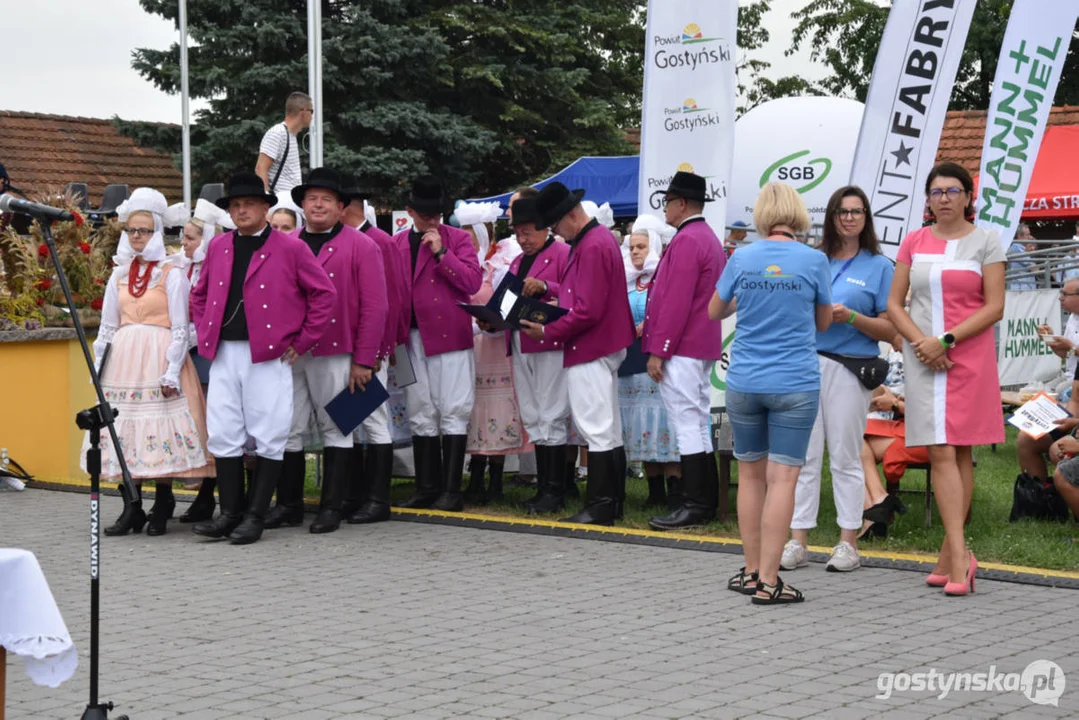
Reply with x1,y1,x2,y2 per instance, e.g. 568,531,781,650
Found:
565,350,626,452
659,355,714,455
206,340,293,460
404,329,476,437
792,355,872,531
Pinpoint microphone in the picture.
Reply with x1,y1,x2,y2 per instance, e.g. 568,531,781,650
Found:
0,193,74,222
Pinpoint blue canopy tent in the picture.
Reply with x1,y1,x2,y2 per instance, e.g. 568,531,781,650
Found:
472,156,640,217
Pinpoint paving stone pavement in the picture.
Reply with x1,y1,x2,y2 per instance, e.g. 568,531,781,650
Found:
2,488,1077,719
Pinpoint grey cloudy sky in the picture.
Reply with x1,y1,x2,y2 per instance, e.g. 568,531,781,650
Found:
1,0,824,124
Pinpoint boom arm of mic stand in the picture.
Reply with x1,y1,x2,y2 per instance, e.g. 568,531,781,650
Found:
38,218,138,500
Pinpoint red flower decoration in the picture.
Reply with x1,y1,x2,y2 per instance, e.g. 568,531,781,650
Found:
78,242,92,254
35,298,45,306
34,278,52,291
93,277,105,286
73,210,85,227
37,244,49,258
90,298,103,311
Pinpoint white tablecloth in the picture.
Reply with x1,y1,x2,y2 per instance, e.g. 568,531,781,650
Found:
0,549,78,688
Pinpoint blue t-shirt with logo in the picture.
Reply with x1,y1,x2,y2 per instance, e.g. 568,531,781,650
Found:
816,250,895,357
717,240,832,394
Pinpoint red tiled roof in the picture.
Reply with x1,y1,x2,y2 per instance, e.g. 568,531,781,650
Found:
936,105,1079,174
0,111,183,205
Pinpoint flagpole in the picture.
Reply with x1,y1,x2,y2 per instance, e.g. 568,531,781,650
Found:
307,0,323,169
179,0,191,207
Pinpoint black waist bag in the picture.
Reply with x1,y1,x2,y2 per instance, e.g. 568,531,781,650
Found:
818,351,889,391
1009,472,1068,523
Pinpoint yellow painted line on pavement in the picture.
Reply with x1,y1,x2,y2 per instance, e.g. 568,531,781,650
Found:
35,479,1079,580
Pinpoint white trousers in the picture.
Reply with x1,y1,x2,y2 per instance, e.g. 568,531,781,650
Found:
285,353,352,452
404,329,476,437
566,350,626,452
353,365,393,445
658,355,714,455
511,333,570,445
206,341,293,460
792,355,872,531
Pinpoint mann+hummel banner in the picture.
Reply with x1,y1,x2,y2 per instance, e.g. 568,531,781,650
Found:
976,0,1079,249
849,0,976,258
637,0,737,231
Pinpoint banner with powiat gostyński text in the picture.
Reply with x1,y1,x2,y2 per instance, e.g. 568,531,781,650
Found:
849,0,976,258
637,0,737,232
976,0,1079,249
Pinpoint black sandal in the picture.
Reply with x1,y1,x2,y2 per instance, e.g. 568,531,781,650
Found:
751,576,805,605
727,567,759,595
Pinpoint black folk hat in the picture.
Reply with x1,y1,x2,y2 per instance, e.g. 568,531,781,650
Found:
407,176,445,216
215,171,278,210
649,170,714,205
509,196,544,228
340,173,372,202
535,182,585,229
291,167,351,206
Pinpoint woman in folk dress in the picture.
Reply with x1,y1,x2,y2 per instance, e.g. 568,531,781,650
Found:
886,162,1006,596
86,188,214,537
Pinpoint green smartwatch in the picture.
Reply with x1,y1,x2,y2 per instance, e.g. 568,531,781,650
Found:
939,332,956,349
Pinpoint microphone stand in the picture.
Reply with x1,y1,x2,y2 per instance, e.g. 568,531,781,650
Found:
28,212,134,720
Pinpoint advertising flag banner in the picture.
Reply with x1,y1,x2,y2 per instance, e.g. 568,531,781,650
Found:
637,0,737,231
849,0,976,258
976,0,1079,248
998,289,1063,386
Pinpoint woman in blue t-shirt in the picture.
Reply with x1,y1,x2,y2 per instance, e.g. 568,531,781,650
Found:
782,186,897,575
710,182,832,605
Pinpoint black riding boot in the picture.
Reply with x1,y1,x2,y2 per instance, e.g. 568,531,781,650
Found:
529,445,566,514
310,447,350,533
564,454,580,499
561,450,617,526
648,452,715,530
229,457,282,545
613,446,627,520
146,482,176,536
193,457,245,538
179,478,216,523
348,444,393,523
486,458,505,503
398,436,442,508
433,435,466,511
264,451,306,529
644,475,667,509
342,444,366,518
522,445,548,510
464,455,488,504
665,475,683,512
105,482,146,536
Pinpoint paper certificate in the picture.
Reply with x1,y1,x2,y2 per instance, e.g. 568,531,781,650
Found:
1007,392,1071,439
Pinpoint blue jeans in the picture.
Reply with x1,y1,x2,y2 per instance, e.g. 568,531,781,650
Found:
725,389,820,466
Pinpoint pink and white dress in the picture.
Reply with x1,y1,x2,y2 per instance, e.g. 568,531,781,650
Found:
896,225,1007,447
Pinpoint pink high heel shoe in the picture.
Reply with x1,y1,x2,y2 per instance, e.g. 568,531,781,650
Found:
925,572,949,587
944,552,977,596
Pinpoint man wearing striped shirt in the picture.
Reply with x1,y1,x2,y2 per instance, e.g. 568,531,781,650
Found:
255,92,312,195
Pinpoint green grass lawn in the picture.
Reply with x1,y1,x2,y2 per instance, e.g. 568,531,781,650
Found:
287,428,1079,571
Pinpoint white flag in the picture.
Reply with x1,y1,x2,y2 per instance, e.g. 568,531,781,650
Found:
976,0,1079,249
849,0,976,258
637,1,737,231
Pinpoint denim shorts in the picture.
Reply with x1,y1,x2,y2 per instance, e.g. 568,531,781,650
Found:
725,389,820,466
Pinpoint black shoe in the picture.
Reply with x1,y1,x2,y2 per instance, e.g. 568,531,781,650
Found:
464,455,488,504
105,483,147,536
398,436,442,508
310,447,350,534
529,445,566,514
665,475,683,512
146,483,175,536
342,444,366,518
264,451,306,529
432,435,466,512
643,475,667,508
194,457,245,539
522,446,548,510
649,453,715,530
179,478,216,523
561,449,617,526
348,444,393,524
229,457,283,544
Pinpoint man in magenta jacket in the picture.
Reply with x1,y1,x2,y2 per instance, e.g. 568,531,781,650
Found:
190,171,336,545
521,183,635,525
643,171,726,530
393,177,483,511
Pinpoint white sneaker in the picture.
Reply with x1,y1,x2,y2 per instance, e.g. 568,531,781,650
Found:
780,539,808,570
826,541,861,572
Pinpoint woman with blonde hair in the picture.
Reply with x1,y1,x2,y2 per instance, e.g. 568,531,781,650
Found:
710,182,832,604
87,188,214,536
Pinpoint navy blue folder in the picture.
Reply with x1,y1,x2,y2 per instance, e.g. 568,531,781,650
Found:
458,271,568,330
324,375,390,436
618,338,648,377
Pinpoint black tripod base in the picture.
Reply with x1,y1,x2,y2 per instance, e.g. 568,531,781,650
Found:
81,703,127,720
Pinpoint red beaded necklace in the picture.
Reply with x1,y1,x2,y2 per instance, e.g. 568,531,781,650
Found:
128,259,158,298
